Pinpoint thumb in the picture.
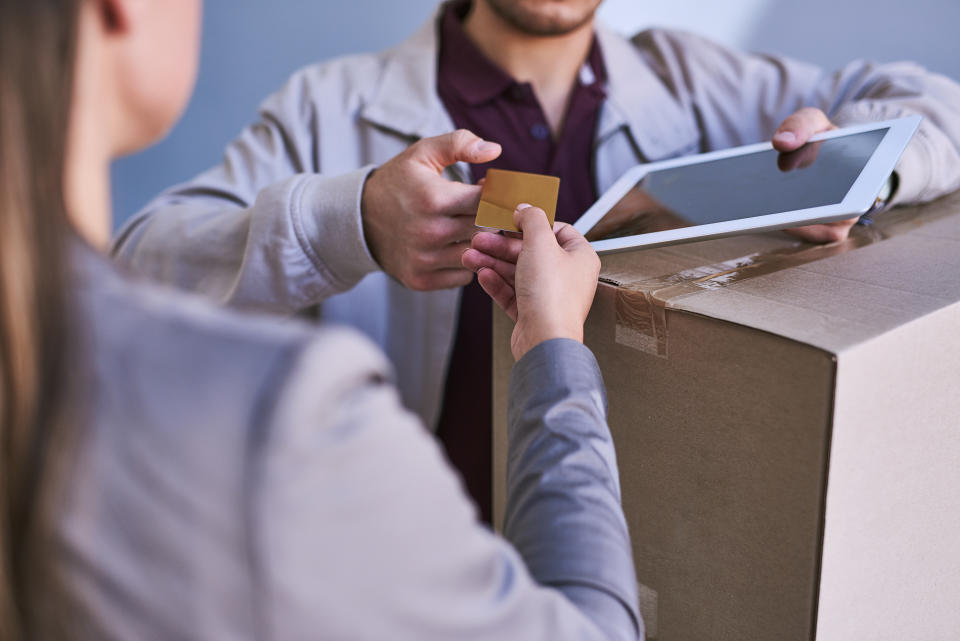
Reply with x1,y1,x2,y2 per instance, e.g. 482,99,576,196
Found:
553,221,592,253
514,204,555,249
773,107,834,151
411,129,502,173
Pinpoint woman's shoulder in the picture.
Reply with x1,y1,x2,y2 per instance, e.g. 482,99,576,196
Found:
74,244,392,437
61,247,398,638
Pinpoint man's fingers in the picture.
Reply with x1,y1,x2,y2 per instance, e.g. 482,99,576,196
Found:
410,129,502,173
513,204,555,248
417,240,473,271
409,268,475,291
785,217,858,243
413,213,477,250
470,230,522,264
411,174,484,217
477,268,518,322
777,141,824,172
435,180,484,215
773,107,836,151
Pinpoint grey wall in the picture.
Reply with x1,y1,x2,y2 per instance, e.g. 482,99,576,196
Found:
743,0,959,80
112,0,959,227
111,0,439,226
599,0,959,82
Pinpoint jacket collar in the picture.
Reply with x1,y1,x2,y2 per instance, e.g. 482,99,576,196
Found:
359,11,699,161
594,26,699,160
360,12,454,141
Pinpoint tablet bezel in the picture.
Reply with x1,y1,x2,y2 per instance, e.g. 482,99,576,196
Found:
573,115,922,254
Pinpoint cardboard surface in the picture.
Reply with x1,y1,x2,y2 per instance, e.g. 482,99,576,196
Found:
817,303,960,640
492,190,960,640
475,169,559,232
596,195,960,356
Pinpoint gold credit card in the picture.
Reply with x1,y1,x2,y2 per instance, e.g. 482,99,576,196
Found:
475,169,560,232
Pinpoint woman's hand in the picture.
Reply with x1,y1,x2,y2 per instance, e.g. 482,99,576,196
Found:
463,204,600,361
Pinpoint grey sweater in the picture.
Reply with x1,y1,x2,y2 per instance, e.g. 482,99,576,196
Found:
56,246,640,640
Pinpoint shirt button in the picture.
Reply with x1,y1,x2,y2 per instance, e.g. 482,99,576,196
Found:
530,123,550,140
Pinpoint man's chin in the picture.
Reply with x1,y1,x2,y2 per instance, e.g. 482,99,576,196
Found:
485,0,601,37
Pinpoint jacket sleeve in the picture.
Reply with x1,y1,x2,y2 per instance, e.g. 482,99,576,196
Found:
111,69,381,314
634,29,960,205
256,331,641,641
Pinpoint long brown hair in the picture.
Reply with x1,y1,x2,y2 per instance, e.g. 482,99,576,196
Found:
0,0,82,638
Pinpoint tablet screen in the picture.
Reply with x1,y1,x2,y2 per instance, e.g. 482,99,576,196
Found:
584,128,888,242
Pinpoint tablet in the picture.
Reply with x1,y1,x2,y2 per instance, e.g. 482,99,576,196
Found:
573,116,921,254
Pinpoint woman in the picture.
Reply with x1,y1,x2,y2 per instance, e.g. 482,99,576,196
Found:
0,1,639,639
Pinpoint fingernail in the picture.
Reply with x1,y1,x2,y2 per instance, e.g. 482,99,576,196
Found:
515,203,532,211
475,140,500,154
774,131,796,143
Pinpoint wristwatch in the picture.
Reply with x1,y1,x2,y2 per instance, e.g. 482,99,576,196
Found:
858,172,899,226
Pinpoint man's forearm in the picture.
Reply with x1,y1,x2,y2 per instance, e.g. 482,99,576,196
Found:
113,167,379,314
112,65,382,313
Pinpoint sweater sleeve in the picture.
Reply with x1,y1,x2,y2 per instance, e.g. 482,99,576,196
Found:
254,331,640,641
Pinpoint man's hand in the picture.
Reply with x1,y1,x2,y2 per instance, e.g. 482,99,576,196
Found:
462,205,601,361
361,129,502,291
772,107,859,243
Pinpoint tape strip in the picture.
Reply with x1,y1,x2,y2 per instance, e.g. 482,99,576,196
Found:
614,287,669,358
603,223,894,358
637,581,659,640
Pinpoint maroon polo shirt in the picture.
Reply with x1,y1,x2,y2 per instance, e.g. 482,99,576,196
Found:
433,0,607,523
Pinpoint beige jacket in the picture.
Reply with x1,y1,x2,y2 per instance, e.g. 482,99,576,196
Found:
113,13,960,429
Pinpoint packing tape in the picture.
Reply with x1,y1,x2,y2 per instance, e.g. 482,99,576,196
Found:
596,198,960,358
637,581,659,640
603,251,771,358
599,192,960,358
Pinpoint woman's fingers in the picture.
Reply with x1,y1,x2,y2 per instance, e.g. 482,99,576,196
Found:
513,205,554,249
553,221,591,251
461,247,517,285
471,230,523,263
477,267,518,321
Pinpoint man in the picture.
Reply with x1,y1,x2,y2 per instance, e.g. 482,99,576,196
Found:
113,0,960,521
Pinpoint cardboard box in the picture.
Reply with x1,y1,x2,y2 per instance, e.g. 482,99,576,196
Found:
492,191,960,641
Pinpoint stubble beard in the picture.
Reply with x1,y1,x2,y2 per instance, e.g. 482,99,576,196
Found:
483,0,601,37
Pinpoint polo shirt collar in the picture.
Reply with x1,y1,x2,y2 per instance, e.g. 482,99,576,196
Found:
438,0,608,107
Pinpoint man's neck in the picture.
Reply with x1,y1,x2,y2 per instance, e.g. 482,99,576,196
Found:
463,1,595,136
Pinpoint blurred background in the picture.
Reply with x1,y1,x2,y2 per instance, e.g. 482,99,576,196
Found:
111,0,959,227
